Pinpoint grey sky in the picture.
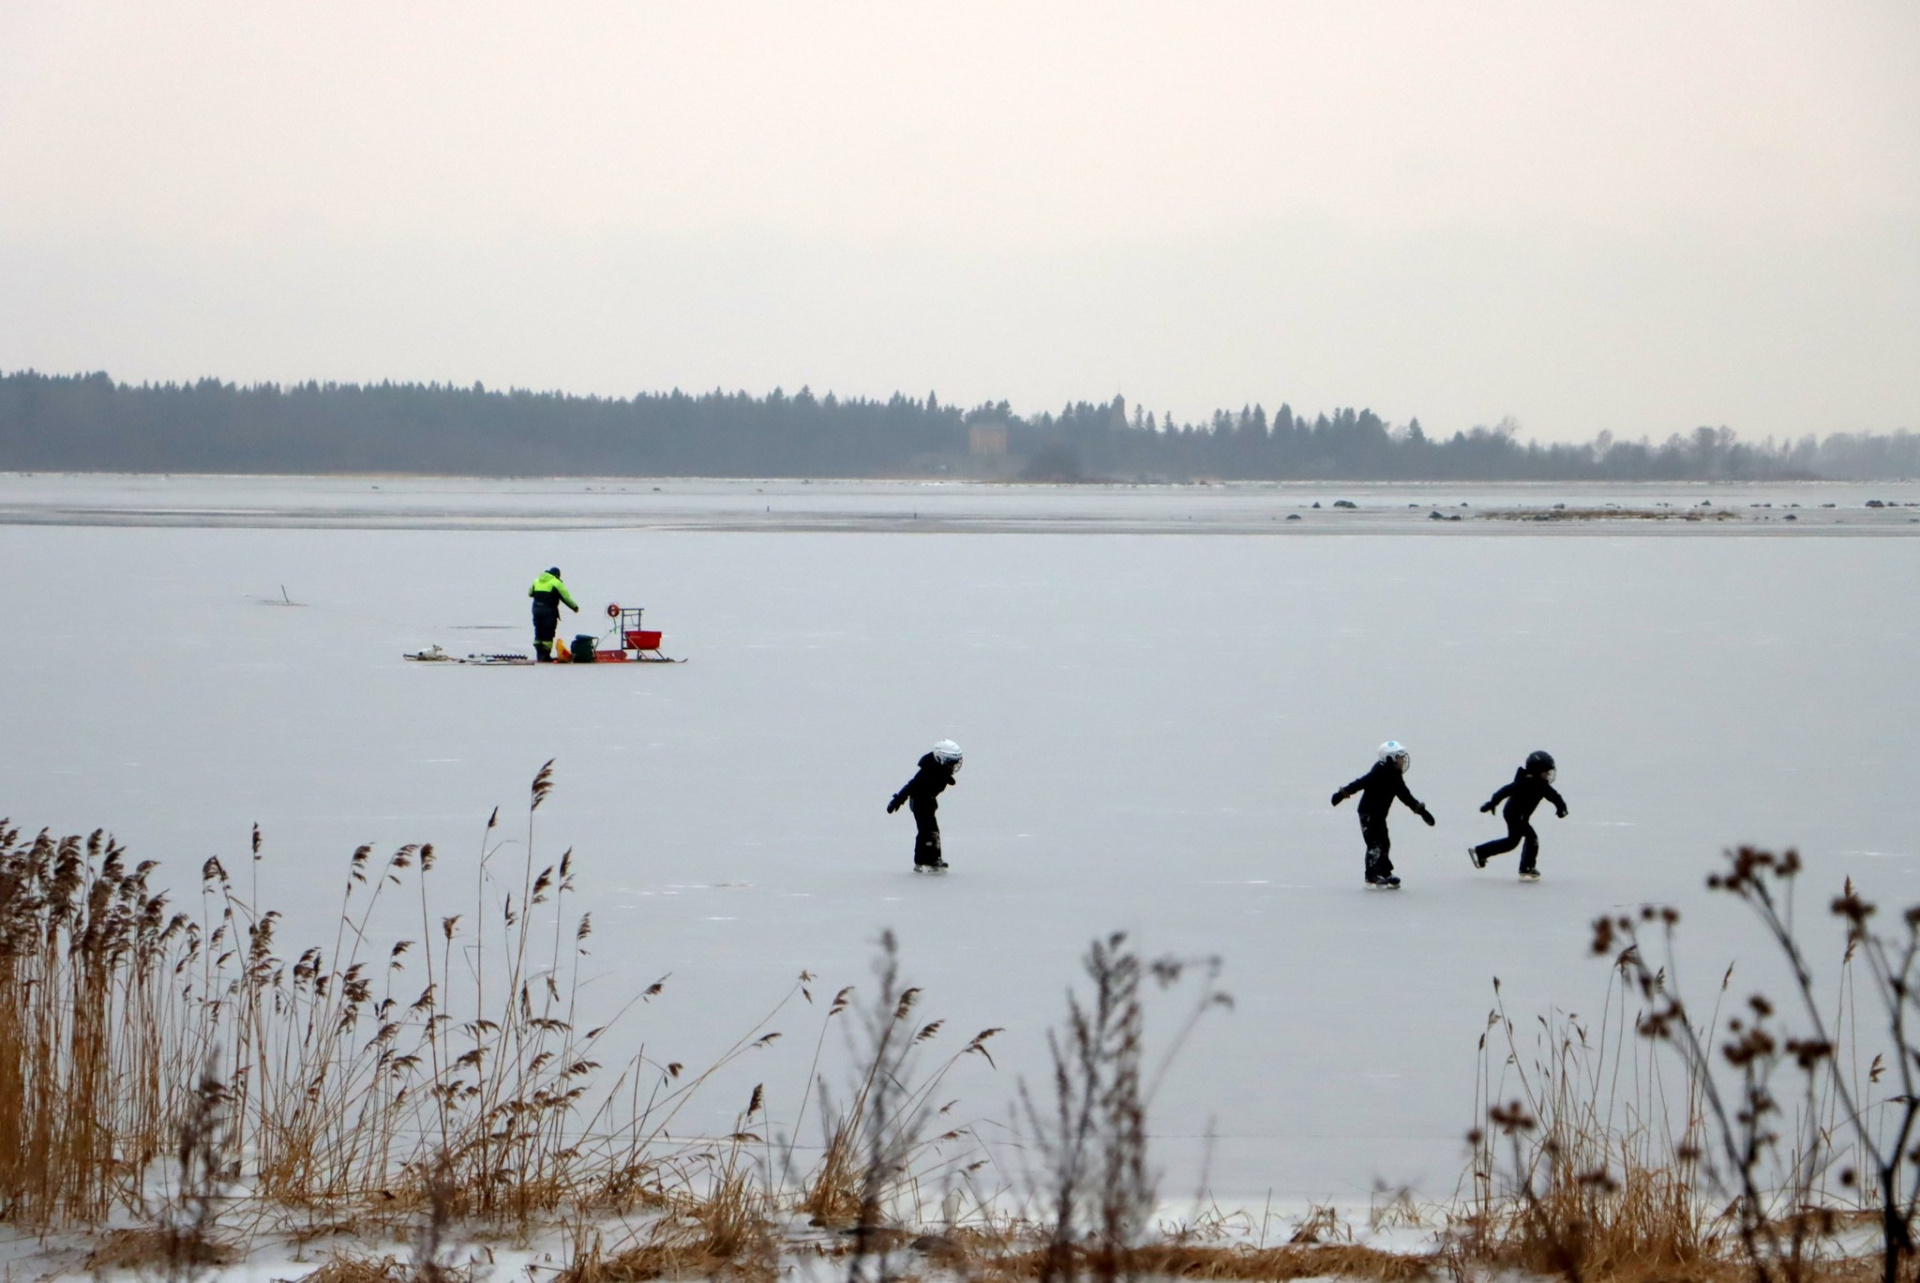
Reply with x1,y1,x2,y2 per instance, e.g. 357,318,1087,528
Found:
2,1,1915,441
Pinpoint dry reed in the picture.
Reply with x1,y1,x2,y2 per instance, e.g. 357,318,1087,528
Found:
23,785,1908,1283
1453,971,1724,1282
0,763,829,1236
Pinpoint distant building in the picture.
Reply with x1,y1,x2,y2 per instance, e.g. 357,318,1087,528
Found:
969,424,1009,456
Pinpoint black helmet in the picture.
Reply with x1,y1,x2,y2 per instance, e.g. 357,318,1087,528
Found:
548,566,562,577
1526,750,1556,777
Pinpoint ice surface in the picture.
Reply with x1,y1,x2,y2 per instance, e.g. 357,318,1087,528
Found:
4,475,1919,1210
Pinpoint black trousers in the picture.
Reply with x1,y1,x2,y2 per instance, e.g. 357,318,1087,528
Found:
532,606,560,660
911,802,942,866
1474,814,1540,872
1359,812,1393,878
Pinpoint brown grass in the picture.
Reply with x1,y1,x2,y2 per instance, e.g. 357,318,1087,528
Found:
556,1170,780,1283
970,1242,1435,1282
297,1251,419,1283
558,1232,775,1283
81,1226,241,1273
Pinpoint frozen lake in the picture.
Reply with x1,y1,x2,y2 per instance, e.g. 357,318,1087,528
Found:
5,474,1920,1210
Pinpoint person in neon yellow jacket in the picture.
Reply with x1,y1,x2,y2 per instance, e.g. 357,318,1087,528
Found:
528,567,580,661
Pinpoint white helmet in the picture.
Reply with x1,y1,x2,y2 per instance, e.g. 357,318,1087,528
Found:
1377,741,1410,771
930,739,964,764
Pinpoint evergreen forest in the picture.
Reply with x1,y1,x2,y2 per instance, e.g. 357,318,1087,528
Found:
2,369,1914,481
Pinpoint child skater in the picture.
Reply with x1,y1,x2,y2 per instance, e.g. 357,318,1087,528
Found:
1331,741,1434,888
1468,750,1566,881
887,740,963,871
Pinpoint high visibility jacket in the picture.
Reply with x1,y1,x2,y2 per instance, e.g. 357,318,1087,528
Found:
528,572,579,613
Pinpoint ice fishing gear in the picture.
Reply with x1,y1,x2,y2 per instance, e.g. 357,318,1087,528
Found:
605,603,673,660
405,646,533,666
406,598,685,664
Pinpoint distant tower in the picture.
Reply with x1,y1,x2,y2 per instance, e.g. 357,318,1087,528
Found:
968,423,1009,456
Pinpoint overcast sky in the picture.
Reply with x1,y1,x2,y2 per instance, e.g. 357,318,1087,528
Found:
1,1,1915,441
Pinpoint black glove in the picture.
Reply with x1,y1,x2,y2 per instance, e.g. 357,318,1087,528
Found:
1330,790,1346,807
1479,801,1496,814
1556,808,1568,819
1421,810,1436,827
886,794,904,814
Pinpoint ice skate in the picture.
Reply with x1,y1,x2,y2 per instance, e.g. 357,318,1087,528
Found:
1363,847,1401,888
1518,867,1541,882
1467,844,1488,869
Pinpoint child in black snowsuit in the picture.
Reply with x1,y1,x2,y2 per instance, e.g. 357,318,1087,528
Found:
887,740,963,870
1469,750,1566,880
1330,741,1434,888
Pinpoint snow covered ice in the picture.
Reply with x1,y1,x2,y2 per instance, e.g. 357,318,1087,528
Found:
4,474,1920,1211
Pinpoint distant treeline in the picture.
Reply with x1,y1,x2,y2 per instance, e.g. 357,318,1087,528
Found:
1,370,1915,481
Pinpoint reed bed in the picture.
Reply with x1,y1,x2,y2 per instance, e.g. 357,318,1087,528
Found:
1452,965,1725,1282
7,793,1918,1283
0,762,986,1241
